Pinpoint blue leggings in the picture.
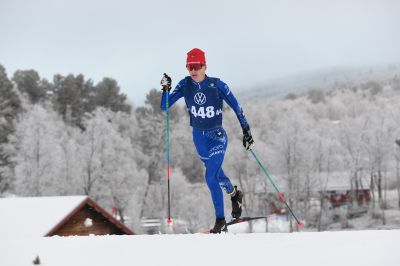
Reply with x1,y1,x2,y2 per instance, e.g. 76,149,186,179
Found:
193,127,234,219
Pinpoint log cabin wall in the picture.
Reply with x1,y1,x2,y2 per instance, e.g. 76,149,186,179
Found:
51,204,126,236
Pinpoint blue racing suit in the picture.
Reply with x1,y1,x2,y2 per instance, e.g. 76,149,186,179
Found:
161,76,249,219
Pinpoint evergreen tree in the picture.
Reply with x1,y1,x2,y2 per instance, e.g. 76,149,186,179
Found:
94,78,131,113
53,74,94,129
0,65,22,193
12,69,46,103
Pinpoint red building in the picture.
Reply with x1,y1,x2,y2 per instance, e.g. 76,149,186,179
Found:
323,188,371,209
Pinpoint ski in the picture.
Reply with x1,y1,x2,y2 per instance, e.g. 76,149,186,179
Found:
227,216,266,226
200,217,267,233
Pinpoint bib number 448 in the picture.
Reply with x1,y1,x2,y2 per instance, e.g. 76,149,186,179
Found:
191,106,222,118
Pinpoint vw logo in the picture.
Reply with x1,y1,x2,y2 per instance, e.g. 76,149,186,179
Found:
194,92,206,105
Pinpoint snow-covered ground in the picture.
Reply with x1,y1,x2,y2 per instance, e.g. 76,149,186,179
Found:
1,230,399,266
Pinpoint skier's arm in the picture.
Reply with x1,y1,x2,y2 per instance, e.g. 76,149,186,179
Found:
160,78,185,111
216,80,249,128
217,80,254,150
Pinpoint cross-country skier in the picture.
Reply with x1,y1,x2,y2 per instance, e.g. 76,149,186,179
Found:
160,48,254,233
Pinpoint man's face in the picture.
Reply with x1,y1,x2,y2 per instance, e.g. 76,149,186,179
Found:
187,64,206,83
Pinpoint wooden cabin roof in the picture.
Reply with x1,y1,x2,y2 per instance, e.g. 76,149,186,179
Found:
0,196,133,238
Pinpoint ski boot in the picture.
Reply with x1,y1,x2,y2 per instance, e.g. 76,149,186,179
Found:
210,218,227,234
231,185,243,219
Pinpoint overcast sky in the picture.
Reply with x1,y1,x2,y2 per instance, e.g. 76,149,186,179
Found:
1,0,399,105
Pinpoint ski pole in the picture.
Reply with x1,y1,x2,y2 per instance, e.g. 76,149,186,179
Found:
249,149,304,229
165,89,172,225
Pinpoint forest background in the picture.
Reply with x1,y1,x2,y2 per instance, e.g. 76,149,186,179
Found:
1,64,400,233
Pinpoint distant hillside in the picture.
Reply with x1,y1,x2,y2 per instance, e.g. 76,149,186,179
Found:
237,64,400,102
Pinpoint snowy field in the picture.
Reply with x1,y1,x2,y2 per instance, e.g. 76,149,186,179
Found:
1,230,399,266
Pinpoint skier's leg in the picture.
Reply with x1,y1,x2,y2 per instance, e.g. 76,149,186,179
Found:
204,156,225,219
192,129,224,218
210,128,234,194
209,129,243,218
192,128,233,219
203,127,231,219
192,128,209,163
218,168,234,195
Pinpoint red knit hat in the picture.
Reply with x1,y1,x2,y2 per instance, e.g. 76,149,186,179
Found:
186,48,206,65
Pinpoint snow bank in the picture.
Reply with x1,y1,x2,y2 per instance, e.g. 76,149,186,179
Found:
1,230,398,266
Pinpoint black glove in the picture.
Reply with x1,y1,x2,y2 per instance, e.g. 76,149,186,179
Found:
160,73,172,92
242,125,254,150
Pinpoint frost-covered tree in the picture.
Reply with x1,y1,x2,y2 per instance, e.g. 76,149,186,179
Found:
275,107,310,231
169,169,214,233
58,126,83,195
78,108,146,223
7,105,66,196
135,89,182,218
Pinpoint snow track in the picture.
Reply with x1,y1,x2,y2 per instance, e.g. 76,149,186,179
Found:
1,230,398,266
